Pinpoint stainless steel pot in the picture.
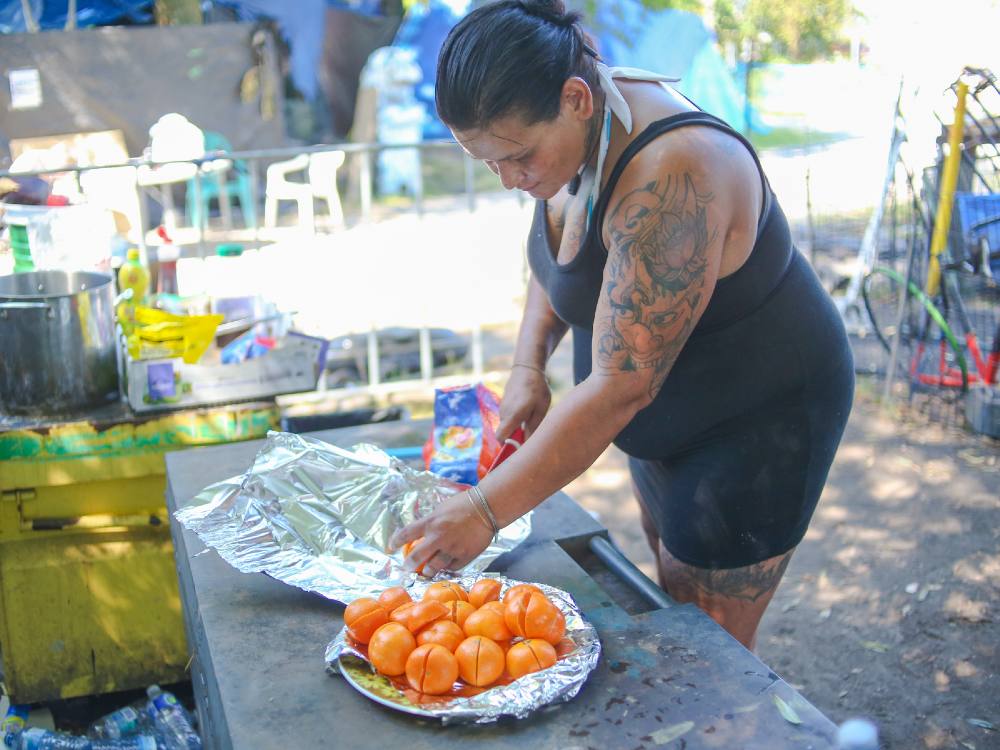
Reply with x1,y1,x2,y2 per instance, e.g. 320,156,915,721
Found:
0,270,121,415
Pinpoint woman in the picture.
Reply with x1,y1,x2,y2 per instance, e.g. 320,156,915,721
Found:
391,0,854,650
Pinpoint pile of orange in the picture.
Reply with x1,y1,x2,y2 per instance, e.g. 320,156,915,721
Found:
343,579,567,695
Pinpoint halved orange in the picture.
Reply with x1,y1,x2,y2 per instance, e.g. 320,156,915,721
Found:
505,592,565,644
468,578,502,608
506,638,557,679
405,643,459,695
344,598,389,645
378,586,412,613
441,600,476,629
423,581,469,604
455,636,505,687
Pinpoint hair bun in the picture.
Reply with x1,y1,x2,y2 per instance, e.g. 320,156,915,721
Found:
516,0,579,28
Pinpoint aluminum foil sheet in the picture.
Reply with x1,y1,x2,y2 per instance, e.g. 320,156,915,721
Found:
325,574,602,723
174,431,532,602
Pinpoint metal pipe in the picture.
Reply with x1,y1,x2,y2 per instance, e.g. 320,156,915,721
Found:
588,535,674,610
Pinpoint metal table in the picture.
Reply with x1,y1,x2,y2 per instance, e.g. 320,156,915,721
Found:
165,420,837,749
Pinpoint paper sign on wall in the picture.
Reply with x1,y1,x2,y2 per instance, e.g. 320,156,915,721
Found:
9,69,42,110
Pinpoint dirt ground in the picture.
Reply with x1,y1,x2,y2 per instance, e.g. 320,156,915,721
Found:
486,323,999,750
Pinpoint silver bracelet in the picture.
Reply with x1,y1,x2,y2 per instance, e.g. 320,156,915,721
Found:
466,492,493,533
511,361,548,380
471,484,501,537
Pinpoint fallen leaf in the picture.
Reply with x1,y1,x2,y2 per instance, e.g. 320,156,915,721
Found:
772,694,802,725
901,604,913,617
819,608,832,620
861,641,890,653
967,719,995,730
905,582,919,594
781,599,800,613
838,690,849,699
650,721,695,745
960,742,976,749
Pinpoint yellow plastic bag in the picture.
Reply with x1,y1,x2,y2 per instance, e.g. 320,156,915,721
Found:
127,307,223,364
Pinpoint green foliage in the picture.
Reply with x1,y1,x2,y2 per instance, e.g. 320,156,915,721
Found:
712,0,854,62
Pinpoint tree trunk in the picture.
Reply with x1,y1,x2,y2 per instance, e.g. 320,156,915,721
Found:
155,0,203,25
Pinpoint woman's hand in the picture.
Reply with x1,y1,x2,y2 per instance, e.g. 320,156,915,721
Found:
496,365,551,441
389,492,494,578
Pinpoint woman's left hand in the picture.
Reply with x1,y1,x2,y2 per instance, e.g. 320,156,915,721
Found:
389,491,494,578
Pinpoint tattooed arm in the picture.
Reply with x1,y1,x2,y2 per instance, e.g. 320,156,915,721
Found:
594,168,721,404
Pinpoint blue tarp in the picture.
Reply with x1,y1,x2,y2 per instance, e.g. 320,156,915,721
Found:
391,0,754,138
393,0,459,139
0,0,152,33
592,2,750,131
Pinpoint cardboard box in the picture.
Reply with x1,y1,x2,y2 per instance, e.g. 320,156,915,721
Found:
127,332,328,413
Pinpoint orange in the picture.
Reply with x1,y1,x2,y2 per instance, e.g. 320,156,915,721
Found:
389,601,416,625
344,598,389,645
368,622,417,677
378,586,412,613
416,620,465,652
395,600,448,634
441,600,476,628
405,643,459,695
505,592,565,644
463,605,513,642
477,601,505,616
401,538,426,575
468,578,502,608
506,639,557,680
502,583,544,606
455,636,505,687
423,581,469,604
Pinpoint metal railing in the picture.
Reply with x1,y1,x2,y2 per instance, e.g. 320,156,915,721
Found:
0,139,521,402
0,138,507,257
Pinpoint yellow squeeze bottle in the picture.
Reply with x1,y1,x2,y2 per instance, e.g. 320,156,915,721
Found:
117,247,149,332
118,247,150,305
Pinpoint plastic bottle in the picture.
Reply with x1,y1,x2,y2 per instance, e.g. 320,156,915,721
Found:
15,727,89,750
87,699,153,739
117,248,150,307
145,686,200,750
837,718,879,749
89,736,160,750
154,227,179,298
2,705,29,747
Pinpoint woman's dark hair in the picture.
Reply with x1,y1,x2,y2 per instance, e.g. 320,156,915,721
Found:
436,0,599,130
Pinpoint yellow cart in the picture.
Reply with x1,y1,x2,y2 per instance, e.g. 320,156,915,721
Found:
0,402,277,703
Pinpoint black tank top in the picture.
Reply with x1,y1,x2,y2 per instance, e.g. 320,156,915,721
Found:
527,111,798,452
527,111,790,335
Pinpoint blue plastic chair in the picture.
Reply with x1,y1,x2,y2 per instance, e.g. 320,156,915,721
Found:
186,132,256,228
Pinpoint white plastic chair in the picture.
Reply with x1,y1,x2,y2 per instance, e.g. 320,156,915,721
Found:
263,150,346,232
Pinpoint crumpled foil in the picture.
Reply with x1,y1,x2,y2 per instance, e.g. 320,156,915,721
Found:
325,574,602,723
174,431,532,602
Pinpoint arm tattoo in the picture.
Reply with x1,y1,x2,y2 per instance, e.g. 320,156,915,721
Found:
666,551,793,603
598,173,717,398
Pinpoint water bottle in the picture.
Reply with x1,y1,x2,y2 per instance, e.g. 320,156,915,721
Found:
837,718,879,749
15,727,89,750
87,699,153,739
90,736,160,750
2,705,30,746
145,686,200,750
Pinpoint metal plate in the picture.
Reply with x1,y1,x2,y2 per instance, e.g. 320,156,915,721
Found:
331,576,601,723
